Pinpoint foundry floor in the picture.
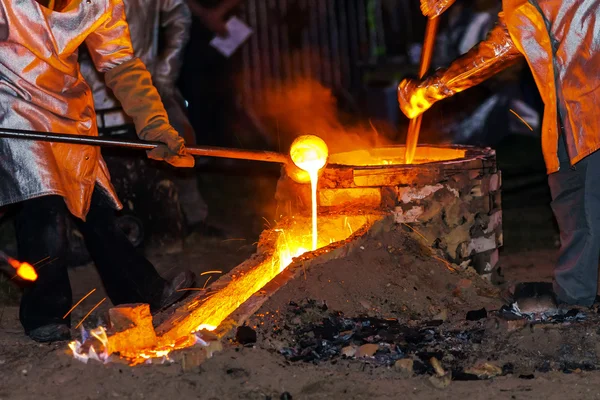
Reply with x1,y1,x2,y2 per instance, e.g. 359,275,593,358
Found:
2,135,598,400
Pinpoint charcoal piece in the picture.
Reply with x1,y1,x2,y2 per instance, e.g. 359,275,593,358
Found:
466,308,488,321
403,329,424,344
412,360,430,375
312,321,338,341
235,326,257,345
518,374,535,379
280,393,293,400
451,370,480,381
536,361,551,373
502,363,515,375
423,320,444,327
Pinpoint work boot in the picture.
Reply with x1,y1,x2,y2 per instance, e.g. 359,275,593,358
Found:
511,282,559,318
153,270,196,312
28,324,71,343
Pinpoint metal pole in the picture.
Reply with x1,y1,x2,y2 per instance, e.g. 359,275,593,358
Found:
404,16,440,164
0,128,290,164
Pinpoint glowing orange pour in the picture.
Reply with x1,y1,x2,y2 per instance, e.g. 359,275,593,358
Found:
289,135,329,250
405,17,440,164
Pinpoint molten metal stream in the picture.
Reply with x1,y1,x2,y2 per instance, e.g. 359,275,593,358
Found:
70,135,334,365
405,17,440,164
289,135,329,250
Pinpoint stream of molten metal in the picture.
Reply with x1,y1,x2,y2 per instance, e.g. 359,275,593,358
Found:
289,135,329,250
69,135,338,365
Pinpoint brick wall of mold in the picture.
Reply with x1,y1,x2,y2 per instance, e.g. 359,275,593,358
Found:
274,154,502,280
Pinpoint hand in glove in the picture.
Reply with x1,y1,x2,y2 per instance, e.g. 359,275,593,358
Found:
142,125,195,168
420,0,457,18
104,57,195,168
397,74,451,119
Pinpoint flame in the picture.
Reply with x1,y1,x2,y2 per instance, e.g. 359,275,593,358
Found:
290,135,329,251
67,215,372,365
328,146,467,166
7,258,37,281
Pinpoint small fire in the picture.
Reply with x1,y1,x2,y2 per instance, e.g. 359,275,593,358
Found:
289,135,329,251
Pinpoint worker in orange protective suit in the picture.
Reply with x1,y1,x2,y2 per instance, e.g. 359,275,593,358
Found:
0,0,195,342
399,0,600,308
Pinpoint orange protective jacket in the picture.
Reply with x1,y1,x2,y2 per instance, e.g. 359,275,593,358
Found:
402,0,600,174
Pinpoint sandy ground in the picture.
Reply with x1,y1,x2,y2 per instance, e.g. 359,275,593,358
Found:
4,136,600,400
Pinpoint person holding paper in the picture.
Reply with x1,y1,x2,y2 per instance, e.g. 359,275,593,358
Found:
179,0,244,147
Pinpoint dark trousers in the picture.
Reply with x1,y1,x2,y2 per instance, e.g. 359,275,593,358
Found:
549,136,600,306
15,190,168,332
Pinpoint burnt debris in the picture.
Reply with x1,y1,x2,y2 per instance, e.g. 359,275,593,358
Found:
257,299,594,381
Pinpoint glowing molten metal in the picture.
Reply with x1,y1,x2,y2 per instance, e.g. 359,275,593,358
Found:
68,136,382,367
289,135,329,250
0,251,37,281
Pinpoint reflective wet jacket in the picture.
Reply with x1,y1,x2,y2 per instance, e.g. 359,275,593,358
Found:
79,0,193,142
0,0,133,218
401,0,600,174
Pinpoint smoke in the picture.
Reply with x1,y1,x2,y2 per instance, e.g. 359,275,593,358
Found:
256,78,393,154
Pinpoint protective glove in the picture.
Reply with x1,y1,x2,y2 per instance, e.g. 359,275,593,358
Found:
397,72,451,119
398,14,523,120
420,0,457,18
104,57,195,168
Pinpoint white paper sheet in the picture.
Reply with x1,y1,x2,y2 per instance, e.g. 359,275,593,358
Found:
210,17,253,58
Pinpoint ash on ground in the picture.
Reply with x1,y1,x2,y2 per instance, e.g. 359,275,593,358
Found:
248,227,600,380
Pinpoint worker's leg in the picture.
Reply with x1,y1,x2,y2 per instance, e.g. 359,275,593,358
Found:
75,189,194,310
549,138,600,306
15,196,72,334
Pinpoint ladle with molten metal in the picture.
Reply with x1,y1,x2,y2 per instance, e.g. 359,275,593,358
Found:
288,135,329,250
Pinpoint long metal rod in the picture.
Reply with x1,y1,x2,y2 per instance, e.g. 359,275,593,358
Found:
0,128,290,164
404,16,440,164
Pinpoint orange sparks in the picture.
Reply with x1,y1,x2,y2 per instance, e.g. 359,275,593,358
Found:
202,276,212,289
432,256,456,272
509,109,534,131
63,288,97,319
75,298,106,329
200,270,222,276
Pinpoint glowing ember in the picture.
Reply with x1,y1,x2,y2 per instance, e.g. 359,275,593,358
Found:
68,215,372,365
289,135,329,250
1,252,38,281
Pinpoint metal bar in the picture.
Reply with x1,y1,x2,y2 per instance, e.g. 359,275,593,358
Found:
0,128,290,164
404,17,440,164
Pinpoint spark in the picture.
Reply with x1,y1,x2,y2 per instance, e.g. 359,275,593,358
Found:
200,270,222,276
402,223,428,244
262,217,272,229
33,256,51,267
509,109,533,131
432,256,456,272
75,298,106,329
202,276,213,289
63,288,97,319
